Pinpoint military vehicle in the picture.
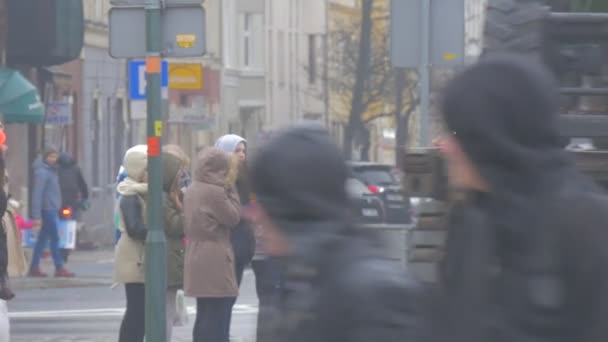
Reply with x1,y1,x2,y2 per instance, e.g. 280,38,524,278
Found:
403,0,608,283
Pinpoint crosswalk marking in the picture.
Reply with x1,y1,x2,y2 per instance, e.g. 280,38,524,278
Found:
9,304,258,320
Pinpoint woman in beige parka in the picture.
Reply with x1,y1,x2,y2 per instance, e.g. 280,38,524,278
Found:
114,145,148,342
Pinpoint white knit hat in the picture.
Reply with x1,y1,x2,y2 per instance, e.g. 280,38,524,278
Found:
122,145,148,182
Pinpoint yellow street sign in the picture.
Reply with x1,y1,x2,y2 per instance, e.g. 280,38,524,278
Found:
169,63,203,90
176,34,196,49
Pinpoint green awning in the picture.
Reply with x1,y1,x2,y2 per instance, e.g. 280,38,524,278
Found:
0,68,44,124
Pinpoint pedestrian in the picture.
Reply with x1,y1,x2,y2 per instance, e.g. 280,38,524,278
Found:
214,134,255,285
161,147,187,341
114,145,148,342
214,134,257,340
248,125,424,342
57,153,89,217
29,146,74,278
0,130,13,300
57,152,90,258
184,147,241,342
430,53,608,342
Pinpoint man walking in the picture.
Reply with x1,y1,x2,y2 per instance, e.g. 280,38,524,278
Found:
29,147,74,277
248,125,423,342
430,54,608,342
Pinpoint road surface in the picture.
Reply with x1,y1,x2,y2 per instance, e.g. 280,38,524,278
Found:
7,250,258,341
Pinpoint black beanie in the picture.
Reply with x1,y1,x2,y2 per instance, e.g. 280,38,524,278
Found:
441,53,571,194
250,125,351,226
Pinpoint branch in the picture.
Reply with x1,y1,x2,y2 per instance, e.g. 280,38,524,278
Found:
363,111,394,123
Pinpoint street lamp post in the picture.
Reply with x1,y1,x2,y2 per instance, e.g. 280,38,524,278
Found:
144,0,167,341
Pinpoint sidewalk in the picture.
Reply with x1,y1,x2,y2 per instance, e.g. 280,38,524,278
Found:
11,249,115,290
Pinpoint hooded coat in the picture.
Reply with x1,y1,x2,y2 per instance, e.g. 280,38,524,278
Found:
250,125,424,342
162,151,186,288
183,148,241,298
431,54,608,342
57,153,88,211
214,134,256,278
114,146,148,284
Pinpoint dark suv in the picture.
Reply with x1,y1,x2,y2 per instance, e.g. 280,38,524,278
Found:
347,162,412,224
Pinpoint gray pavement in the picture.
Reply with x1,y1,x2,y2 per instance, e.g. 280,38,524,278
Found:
7,250,258,341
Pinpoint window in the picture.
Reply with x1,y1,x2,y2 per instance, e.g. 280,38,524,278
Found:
91,97,101,187
243,13,252,67
278,31,285,87
240,13,263,70
179,94,189,107
114,98,125,178
106,98,113,185
223,0,237,68
308,34,317,84
95,0,102,20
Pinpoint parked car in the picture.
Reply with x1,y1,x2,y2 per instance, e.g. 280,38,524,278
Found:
347,162,413,224
346,177,385,224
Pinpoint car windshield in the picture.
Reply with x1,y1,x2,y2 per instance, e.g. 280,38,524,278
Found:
353,167,396,186
346,178,372,197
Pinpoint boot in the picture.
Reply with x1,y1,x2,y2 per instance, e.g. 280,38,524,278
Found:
28,268,48,278
55,268,75,278
0,282,14,301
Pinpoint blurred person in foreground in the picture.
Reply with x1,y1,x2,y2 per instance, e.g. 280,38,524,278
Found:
431,54,608,342
248,125,423,342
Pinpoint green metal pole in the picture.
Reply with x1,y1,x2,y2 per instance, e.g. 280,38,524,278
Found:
145,0,166,341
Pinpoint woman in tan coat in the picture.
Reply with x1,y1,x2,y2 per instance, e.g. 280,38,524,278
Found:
184,147,241,342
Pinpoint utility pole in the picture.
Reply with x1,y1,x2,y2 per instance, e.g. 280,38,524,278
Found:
419,0,431,146
390,0,465,146
144,0,166,340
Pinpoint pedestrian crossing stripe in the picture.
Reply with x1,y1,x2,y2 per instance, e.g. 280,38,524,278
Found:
9,304,259,319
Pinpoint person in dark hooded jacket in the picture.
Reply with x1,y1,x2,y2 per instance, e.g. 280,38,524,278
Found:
430,53,608,342
248,125,423,342
57,153,89,216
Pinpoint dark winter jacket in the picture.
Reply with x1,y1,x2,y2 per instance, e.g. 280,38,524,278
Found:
162,151,185,288
31,158,62,220
58,153,88,210
250,125,424,342
431,53,608,342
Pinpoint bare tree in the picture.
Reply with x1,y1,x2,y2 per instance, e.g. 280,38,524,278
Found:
318,0,419,161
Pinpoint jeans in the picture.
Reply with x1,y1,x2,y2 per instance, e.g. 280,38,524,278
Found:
193,297,234,342
30,210,63,271
118,283,145,342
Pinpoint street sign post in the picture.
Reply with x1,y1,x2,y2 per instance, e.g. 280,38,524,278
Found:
110,0,205,341
390,0,465,146
128,60,169,100
109,6,206,58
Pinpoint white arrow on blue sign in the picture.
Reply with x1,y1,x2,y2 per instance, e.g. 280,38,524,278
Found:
128,60,169,100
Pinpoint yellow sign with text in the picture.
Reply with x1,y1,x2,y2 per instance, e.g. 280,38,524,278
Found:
168,63,203,90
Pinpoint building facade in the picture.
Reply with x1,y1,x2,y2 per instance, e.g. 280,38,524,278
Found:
265,0,327,132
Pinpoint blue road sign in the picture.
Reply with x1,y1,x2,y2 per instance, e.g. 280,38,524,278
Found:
128,60,169,100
